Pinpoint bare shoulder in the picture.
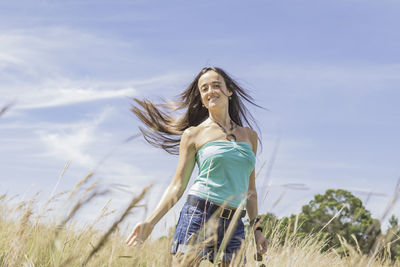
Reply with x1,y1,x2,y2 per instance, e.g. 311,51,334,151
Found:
183,125,204,137
182,126,195,136
181,127,197,150
182,125,207,148
244,126,258,153
247,127,258,140
238,126,257,140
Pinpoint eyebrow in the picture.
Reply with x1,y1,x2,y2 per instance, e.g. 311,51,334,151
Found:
200,81,221,87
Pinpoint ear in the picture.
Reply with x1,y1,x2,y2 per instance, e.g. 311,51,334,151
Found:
227,90,233,97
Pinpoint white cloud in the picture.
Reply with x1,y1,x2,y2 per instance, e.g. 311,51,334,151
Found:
0,27,187,111
17,83,136,109
0,27,135,109
37,107,113,167
0,27,133,76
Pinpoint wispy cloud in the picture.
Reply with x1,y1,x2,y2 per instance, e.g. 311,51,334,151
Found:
0,27,138,109
37,107,113,166
0,27,133,77
16,82,136,109
0,27,187,111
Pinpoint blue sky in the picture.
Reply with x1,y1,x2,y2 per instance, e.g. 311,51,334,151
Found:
1,0,399,236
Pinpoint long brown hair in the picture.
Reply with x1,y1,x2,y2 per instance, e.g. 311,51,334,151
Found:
131,67,265,154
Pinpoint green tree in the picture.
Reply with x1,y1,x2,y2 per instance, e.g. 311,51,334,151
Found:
277,189,381,254
385,215,400,262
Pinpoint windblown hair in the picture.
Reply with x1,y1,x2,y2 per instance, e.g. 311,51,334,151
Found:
131,67,264,154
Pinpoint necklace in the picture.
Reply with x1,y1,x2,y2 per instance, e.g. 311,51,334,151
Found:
210,118,237,142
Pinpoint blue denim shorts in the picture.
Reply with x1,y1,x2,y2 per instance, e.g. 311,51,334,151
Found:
170,195,246,263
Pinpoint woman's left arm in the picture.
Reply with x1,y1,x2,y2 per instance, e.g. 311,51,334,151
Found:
246,129,268,254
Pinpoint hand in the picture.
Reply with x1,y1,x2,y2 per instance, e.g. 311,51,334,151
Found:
125,221,155,247
254,230,268,255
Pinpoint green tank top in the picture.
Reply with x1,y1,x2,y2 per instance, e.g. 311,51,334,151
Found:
188,140,256,209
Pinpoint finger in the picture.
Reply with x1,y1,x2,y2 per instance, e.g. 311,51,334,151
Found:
125,232,136,244
260,241,268,254
125,234,133,244
131,238,144,247
128,236,138,246
132,240,143,247
126,225,140,244
128,235,138,246
260,247,267,254
255,241,262,252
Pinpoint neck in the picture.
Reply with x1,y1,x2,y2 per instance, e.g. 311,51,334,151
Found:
208,107,231,127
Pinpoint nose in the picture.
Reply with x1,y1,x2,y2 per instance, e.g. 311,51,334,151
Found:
205,86,217,95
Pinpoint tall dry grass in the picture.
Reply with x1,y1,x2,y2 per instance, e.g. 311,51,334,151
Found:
0,171,161,267
0,178,397,267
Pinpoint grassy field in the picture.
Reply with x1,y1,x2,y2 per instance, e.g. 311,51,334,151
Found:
0,176,397,267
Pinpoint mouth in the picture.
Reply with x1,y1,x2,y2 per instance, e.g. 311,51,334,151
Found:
208,95,219,102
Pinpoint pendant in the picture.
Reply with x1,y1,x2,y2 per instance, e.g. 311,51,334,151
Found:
226,134,237,142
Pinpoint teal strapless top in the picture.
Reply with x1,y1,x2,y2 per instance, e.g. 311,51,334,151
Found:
187,140,256,209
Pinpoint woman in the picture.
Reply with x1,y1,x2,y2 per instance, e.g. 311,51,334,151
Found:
125,67,268,266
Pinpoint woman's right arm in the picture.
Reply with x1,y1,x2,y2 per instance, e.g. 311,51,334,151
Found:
126,127,197,246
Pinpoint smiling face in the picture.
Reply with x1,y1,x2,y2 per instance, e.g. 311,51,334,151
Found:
198,70,232,109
